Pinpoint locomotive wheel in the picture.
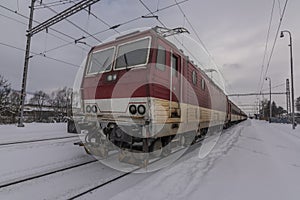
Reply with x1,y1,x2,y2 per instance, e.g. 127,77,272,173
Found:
151,139,163,157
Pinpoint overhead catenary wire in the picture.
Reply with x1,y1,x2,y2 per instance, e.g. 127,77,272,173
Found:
174,0,211,58
261,0,289,89
34,0,81,9
277,0,282,16
256,0,276,95
173,0,231,93
0,41,81,68
0,3,91,49
261,82,285,92
68,0,120,35
0,0,189,66
0,11,89,55
82,0,189,40
0,13,27,25
36,0,103,43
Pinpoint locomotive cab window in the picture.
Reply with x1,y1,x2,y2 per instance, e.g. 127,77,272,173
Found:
171,54,179,77
192,71,197,85
156,45,166,71
115,37,150,70
201,78,206,90
87,47,114,74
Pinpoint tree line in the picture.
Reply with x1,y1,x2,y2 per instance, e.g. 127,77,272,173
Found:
0,74,72,124
258,97,300,119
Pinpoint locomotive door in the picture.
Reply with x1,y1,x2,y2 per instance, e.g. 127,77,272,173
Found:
170,52,181,118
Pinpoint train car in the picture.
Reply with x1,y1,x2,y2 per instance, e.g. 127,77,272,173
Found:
70,26,246,165
228,100,247,124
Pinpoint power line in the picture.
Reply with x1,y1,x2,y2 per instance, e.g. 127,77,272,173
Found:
0,12,89,55
138,0,227,91
277,0,282,16
34,0,81,9
138,0,167,27
228,92,286,97
0,3,91,49
257,0,275,95
69,0,120,35
174,0,211,58
262,0,289,87
261,82,285,92
0,41,80,68
84,0,189,40
0,12,26,25
173,0,229,93
35,0,102,43
0,0,190,66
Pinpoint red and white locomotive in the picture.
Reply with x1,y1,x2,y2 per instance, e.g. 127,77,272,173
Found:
70,27,247,164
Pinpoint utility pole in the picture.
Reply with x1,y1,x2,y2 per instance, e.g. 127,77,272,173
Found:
286,79,291,115
265,77,272,123
257,98,260,116
18,0,35,127
281,30,296,130
17,0,101,127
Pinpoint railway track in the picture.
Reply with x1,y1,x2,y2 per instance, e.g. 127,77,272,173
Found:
0,159,98,189
0,137,204,199
0,135,79,146
68,141,204,199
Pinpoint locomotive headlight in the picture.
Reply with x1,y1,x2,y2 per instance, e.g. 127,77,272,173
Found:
137,105,146,115
129,105,137,115
91,105,98,113
86,105,91,113
107,75,113,81
112,74,117,80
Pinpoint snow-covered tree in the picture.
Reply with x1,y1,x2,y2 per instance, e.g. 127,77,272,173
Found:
8,91,21,123
49,87,73,119
296,97,300,112
0,75,11,115
30,91,50,121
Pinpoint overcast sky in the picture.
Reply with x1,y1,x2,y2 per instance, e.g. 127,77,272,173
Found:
0,0,299,114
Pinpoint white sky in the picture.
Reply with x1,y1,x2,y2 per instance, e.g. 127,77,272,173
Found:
0,0,299,115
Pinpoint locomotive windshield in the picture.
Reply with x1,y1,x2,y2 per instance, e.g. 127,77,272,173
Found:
115,37,150,70
87,47,114,74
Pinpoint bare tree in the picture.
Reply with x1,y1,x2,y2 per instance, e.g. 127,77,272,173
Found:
296,97,300,112
50,87,72,121
8,91,21,123
30,90,50,121
0,75,11,123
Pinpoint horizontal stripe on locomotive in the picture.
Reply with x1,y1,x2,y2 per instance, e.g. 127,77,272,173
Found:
82,86,227,113
84,97,148,113
83,97,234,127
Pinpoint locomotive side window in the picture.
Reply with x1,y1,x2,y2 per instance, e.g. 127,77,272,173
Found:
201,78,206,90
171,54,178,77
156,45,166,71
115,37,150,70
192,71,197,85
87,47,114,74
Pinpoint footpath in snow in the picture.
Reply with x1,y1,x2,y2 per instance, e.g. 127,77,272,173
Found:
87,119,300,200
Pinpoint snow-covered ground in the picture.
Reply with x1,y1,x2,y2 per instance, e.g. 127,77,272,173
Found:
0,123,72,144
0,123,94,188
85,120,300,200
0,120,300,200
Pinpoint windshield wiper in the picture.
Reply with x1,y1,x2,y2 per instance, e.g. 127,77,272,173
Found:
101,57,110,71
123,53,129,71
